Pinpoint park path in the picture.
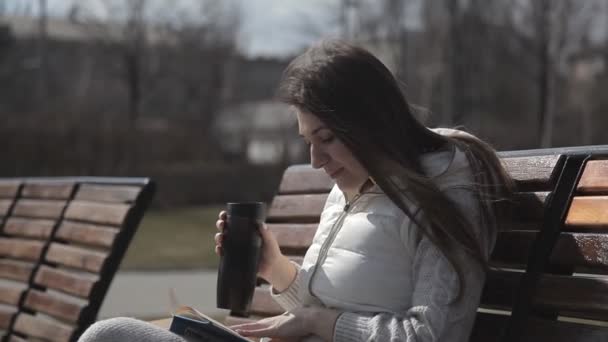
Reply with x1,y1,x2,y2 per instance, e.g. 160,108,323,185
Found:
98,269,229,320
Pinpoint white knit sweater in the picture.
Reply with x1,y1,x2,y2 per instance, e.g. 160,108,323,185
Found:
271,144,493,342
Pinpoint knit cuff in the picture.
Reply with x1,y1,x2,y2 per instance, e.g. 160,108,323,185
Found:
269,261,301,311
333,312,371,342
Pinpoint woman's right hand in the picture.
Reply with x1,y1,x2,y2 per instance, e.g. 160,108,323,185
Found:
215,211,295,288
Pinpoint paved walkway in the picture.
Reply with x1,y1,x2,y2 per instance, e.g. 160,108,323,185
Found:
98,269,229,320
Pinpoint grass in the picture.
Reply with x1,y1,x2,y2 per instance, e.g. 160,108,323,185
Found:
120,205,224,270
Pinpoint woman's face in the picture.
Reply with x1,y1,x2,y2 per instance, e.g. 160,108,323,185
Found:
296,109,370,200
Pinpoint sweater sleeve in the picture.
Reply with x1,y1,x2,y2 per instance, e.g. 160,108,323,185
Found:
333,235,484,342
269,261,303,311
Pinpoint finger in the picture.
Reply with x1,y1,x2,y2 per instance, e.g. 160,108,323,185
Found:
216,219,225,232
215,245,223,256
218,211,227,220
235,327,273,338
214,232,223,245
229,322,266,330
257,222,271,238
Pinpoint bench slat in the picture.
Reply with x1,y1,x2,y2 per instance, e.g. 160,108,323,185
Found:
501,155,561,190
75,185,142,203
64,201,131,226
12,200,66,220
55,221,119,248
277,166,334,195
13,313,73,342
483,270,608,320
3,218,55,239
21,183,74,200
566,197,608,227
0,199,14,216
0,308,16,329
35,265,97,298
267,224,317,254
0,284,25,305
267,194,328,223
578,160,608,194
24,289,85,323
492,231,608,272
0,260,34,282
472,312,608,342
0,238,44,261
0,181,20,199
45,243,107,273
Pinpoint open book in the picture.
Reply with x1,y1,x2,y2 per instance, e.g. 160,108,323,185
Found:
170,306,253,342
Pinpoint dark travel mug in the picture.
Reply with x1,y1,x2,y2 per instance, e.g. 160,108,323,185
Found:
216,202,266,317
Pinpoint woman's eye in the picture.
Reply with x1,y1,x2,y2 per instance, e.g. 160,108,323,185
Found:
320,136,335,143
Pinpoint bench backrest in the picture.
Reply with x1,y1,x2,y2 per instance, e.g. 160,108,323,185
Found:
0,177,155,342
225,145,608,341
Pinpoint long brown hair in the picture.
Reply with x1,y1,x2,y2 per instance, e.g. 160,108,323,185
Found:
278,40,513,301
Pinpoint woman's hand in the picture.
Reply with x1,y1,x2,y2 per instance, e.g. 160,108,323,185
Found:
229,307,341,341
215,211,297,290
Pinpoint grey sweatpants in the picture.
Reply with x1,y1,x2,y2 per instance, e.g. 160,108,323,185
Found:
78,317,187,342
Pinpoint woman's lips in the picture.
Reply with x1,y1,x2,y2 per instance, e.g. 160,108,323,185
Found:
328,168,344,179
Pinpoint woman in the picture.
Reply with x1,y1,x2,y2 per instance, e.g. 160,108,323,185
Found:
220,40,513,341
79,40,512,342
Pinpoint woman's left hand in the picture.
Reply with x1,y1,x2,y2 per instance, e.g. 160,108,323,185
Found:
230,307,341,341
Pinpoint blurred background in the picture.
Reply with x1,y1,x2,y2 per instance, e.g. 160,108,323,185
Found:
1,0,608,318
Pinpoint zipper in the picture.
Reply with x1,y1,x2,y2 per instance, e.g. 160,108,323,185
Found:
307,192,363,300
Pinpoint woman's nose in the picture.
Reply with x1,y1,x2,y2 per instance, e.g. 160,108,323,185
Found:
310,144,328,169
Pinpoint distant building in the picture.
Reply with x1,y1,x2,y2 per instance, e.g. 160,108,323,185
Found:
215,100,305,165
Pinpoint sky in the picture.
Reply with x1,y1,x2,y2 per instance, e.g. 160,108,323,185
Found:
3,0,342,57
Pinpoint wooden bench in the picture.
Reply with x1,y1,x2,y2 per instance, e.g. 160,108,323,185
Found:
0,177,155,342
225,145,608,341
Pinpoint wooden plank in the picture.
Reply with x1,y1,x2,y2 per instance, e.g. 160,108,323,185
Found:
3,218,55,239
470,312,608,342
0,308,16,329
267,223,317,254
482,270,608,320
64,201,130,226
0,259,34,282
22,183,74,200
55,221,118,248
13,313,74,342
249,285,284,316
12,199,66,220
0,238,44,261
277,165,334,195
278,155,562,194
267,194,327,223
578,160,608,195
75,184,142,203
24,289,84,323
0,284,25,305
35,265,97,298
0,199,13,217
45,243,107,273
566,197,608,227
501,155,561,190
492,231,608,272
499,192,549,222
0,181,20,198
